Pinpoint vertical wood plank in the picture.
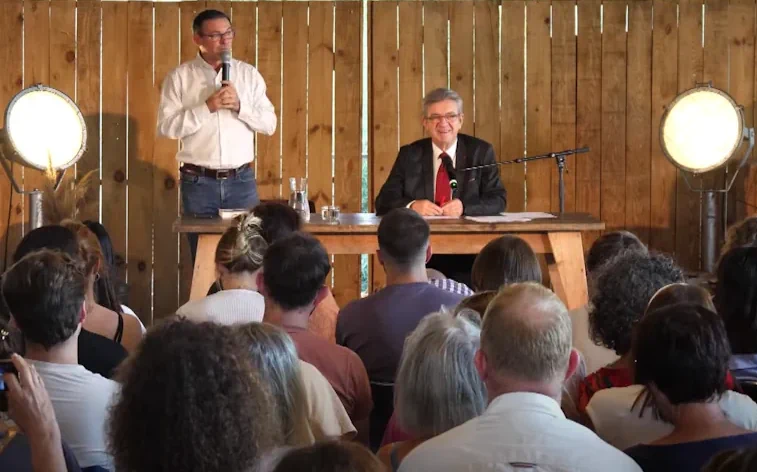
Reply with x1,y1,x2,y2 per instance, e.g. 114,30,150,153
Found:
600,1,627,232
525,0,551,211
102,2,128,289
333,1,362,307
0,1,23,271
576,0,602,247
205,0,230,15
257,2,283,199
424,1,449,93
650,0,678,255
370,1,398,291
23,0,50,228
500,0,525,211
398,1,423,144
626,0,653,244
127,1,155,324
282,3,308,195
153,3,181,320
178,1,204,306
676,0,705,270
232,2,257,71
449,1,474,137
551,0,577,213
76,0,101,223
308,2,334,211
731,0,757,219
474,1,500,167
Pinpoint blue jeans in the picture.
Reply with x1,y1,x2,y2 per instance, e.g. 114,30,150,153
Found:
181,165,260,258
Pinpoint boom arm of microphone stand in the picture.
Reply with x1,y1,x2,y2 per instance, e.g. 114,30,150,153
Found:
459,147,590,171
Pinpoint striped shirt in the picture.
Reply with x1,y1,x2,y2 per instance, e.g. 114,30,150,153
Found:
429,278,474,297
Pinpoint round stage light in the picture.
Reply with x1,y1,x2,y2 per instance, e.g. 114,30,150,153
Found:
660,86,745,174
4,84,86,171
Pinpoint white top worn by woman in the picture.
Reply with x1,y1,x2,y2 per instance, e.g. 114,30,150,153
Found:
176,289,265,325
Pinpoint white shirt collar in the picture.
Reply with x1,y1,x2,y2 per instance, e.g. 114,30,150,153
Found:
486,391,565,418
432,139,458,162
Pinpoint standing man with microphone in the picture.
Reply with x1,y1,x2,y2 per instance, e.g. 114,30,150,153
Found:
158,9,276,256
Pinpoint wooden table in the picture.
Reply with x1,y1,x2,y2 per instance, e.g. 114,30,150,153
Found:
174,213,605,310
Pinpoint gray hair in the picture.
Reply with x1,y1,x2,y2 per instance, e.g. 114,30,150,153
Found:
236,323,311,446
482,283,572,383
422,88,464,117
394,309,486,437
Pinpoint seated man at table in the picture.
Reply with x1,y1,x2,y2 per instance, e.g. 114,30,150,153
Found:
336,208,466,384
374,87,506,218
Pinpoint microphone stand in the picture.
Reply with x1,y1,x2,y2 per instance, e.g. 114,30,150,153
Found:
460,147,589,214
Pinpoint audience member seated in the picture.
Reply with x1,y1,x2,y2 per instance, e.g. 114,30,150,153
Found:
577,251,684,412
337,208,465,384
261,232,372,424
470,235,542,292
571,231,647,374
2,250,118,469
8,226,127,379
586,284,754,450
108,319,282,472
399,283,642,472
271,441,385,472
716,247,757,381
378,310,485,470
624,304,757,471
0,353,82,472
253,202,340,342
452,291,497,324
82,220,144,332
426,268,474,296
721,215,757,260
61,220,143,353
237,322,355,444
703,446,757,472
177,213,267,324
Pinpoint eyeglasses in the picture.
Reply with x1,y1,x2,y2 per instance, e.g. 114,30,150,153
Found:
200,29,235,41
426,113,461,124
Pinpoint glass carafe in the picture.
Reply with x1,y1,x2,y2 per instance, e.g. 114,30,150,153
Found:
288,177,310,222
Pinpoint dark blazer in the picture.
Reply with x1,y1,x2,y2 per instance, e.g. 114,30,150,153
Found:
375,134,507,216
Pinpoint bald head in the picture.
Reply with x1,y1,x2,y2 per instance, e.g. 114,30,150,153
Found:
481,283,572,384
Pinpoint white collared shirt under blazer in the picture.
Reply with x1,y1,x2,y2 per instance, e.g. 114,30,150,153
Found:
157,54,276,169
399,391,642,472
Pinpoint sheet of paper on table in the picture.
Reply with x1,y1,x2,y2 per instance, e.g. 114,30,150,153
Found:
423,215,463,220
465,212,557,223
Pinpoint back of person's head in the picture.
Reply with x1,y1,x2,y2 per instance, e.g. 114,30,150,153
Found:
589,251,684,356
721,216,757,258
2,249,87,350
236,322,310,446
12,225,79,262
634,303,729,406
646,283,715,315
585,230,647,274
272,441,384,472
262,232,330,311
109,319,281,472
716,247,757,354
60,219,122,314
215,213,268,273
704,446,757,472
82,221,116,268
83,220,127,309
395,310,485,437
251,202,302,244
377,208,430,270
482,283,572,384
453,290,497,325
471,236,541,291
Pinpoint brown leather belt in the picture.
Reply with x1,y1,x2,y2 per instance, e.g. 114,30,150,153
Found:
180,163,249,180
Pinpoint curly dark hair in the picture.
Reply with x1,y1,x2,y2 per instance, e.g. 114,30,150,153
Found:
721,216,757,259
272,441,385,472
108,319,282,472
634,303,730,405
715,247,757,354
589,251,684,355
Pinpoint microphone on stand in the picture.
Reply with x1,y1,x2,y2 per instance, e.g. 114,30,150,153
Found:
441,154,459,200
221,49,232,84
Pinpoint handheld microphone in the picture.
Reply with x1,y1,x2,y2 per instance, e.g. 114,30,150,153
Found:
221,49,232,83
441,154,458,199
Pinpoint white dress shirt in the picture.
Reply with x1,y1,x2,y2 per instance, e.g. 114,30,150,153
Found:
587,384,757,450
399,391,641,472
157,54,277,169
407,140,458,208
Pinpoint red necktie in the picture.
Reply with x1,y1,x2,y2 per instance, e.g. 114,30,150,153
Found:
435,153,451,206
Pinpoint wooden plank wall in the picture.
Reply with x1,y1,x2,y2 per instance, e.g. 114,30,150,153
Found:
1,0,756,324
